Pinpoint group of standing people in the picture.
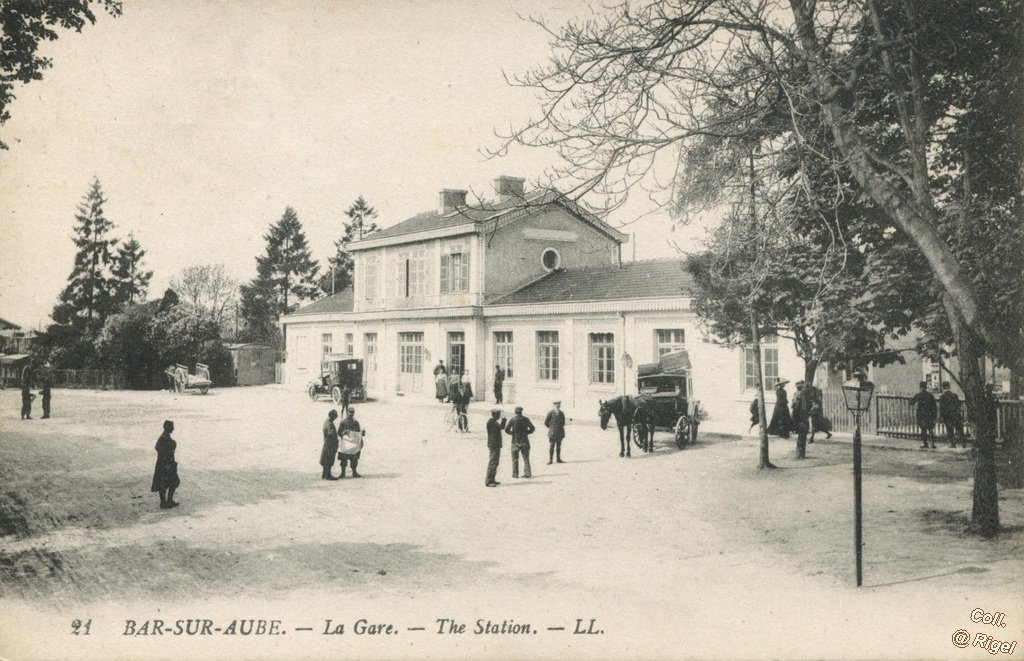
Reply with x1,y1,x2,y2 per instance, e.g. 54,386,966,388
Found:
319,406,366,479
434,360,474,432
910,380,977,449
484,401,565,486
19,382,51,420
750,379,831,444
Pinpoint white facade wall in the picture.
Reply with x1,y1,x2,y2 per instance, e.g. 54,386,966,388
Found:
283,308,806,431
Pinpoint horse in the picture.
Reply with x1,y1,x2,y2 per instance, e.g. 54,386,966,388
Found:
598,395,653,457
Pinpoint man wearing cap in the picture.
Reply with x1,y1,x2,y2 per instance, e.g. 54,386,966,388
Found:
504,406,535,478
938,382,964,448
485,408,506,486
493,364,505,404
337,406,366,477
544,400,566,464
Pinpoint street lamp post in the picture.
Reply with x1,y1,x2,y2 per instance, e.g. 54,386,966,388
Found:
841,370,875,587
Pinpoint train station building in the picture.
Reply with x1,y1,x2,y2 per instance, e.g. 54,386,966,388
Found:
279,177,805,424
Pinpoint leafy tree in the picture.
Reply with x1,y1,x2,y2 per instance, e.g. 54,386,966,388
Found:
52,178,119,329
97,300,163,388
169,263,238,330
239,207,319,343
0,0,122,149
110,232,153,306
509,0,1022,535
319,196,380,296
505,0,1022,375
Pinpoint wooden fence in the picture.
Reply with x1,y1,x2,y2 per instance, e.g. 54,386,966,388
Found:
874,392,1023,442
45,369,127,390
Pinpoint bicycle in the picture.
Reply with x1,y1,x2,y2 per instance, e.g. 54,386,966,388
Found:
445,402,469,433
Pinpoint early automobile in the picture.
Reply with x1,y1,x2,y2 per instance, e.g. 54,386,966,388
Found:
308,356,366,405
635,349,700,449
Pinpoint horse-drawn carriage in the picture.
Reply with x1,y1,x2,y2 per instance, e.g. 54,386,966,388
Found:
599,349,700,456
308,356,366,405
164,363,212,394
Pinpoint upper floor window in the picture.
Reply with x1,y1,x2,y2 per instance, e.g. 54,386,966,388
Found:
392,249,427,298
363,254,378,300
537,331,560,381
589,333,615,384
655,329,685,358
541,248,561,270
440,248,470,294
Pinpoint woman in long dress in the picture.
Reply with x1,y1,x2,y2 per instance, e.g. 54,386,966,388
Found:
766,381,794,438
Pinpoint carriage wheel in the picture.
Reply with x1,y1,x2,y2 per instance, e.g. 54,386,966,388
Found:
674,415,691,449
308,384,318,401
632,423,650,451
331,386,343,405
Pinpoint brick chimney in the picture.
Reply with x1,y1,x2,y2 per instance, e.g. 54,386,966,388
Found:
438,189,468,214
493,176,525,203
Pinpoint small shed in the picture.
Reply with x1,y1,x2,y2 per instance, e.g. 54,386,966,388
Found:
225,343,277,386
0,353,31,387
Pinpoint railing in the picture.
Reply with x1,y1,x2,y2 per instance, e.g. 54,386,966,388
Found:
874,392,1023,442
819,388,871,433
46,369,127,390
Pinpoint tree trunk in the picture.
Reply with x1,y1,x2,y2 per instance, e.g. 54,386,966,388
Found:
752,313,775,469
803,358,819,388
945,299,1000,536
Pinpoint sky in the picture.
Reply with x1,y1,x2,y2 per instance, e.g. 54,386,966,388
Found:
0,0,704,330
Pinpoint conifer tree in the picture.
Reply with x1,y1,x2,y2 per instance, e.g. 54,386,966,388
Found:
52,178,119,330
111,232,153,305
319,196,379,295
239,207,320,342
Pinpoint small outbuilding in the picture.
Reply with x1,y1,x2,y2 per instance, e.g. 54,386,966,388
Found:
225,343,277,386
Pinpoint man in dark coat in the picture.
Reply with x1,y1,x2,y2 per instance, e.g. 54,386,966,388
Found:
320,409,340,480
337,407,365,478
544,400,566,464
808,383,832,442
39,384,52,419
791,381,812,458
766,380,793,438
151,420,181,509
485,408,505,487
454,372,473,432
938,382,964,448
909,381,938,448
20,382,34,420
504,406,535,478
493,365,505,404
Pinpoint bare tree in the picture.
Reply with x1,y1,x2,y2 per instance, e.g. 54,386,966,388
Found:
170,264,238,329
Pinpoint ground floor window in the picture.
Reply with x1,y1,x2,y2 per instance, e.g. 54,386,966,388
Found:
589,333,615,384
345,333,354,356
744,343,779,390
494,331,513,379
321,333,333,357
448,331,465,375
537,331,559,381
398,332,424,392
655,329,685,358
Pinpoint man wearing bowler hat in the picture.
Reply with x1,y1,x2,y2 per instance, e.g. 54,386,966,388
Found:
485,408,505,486
504,406,535,478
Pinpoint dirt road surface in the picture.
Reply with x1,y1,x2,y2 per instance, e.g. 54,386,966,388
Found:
1,386,1022,660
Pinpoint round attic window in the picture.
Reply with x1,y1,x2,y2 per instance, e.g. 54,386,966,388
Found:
541,248,561,271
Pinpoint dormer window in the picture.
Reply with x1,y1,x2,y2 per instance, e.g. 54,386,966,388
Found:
541,247,561,270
